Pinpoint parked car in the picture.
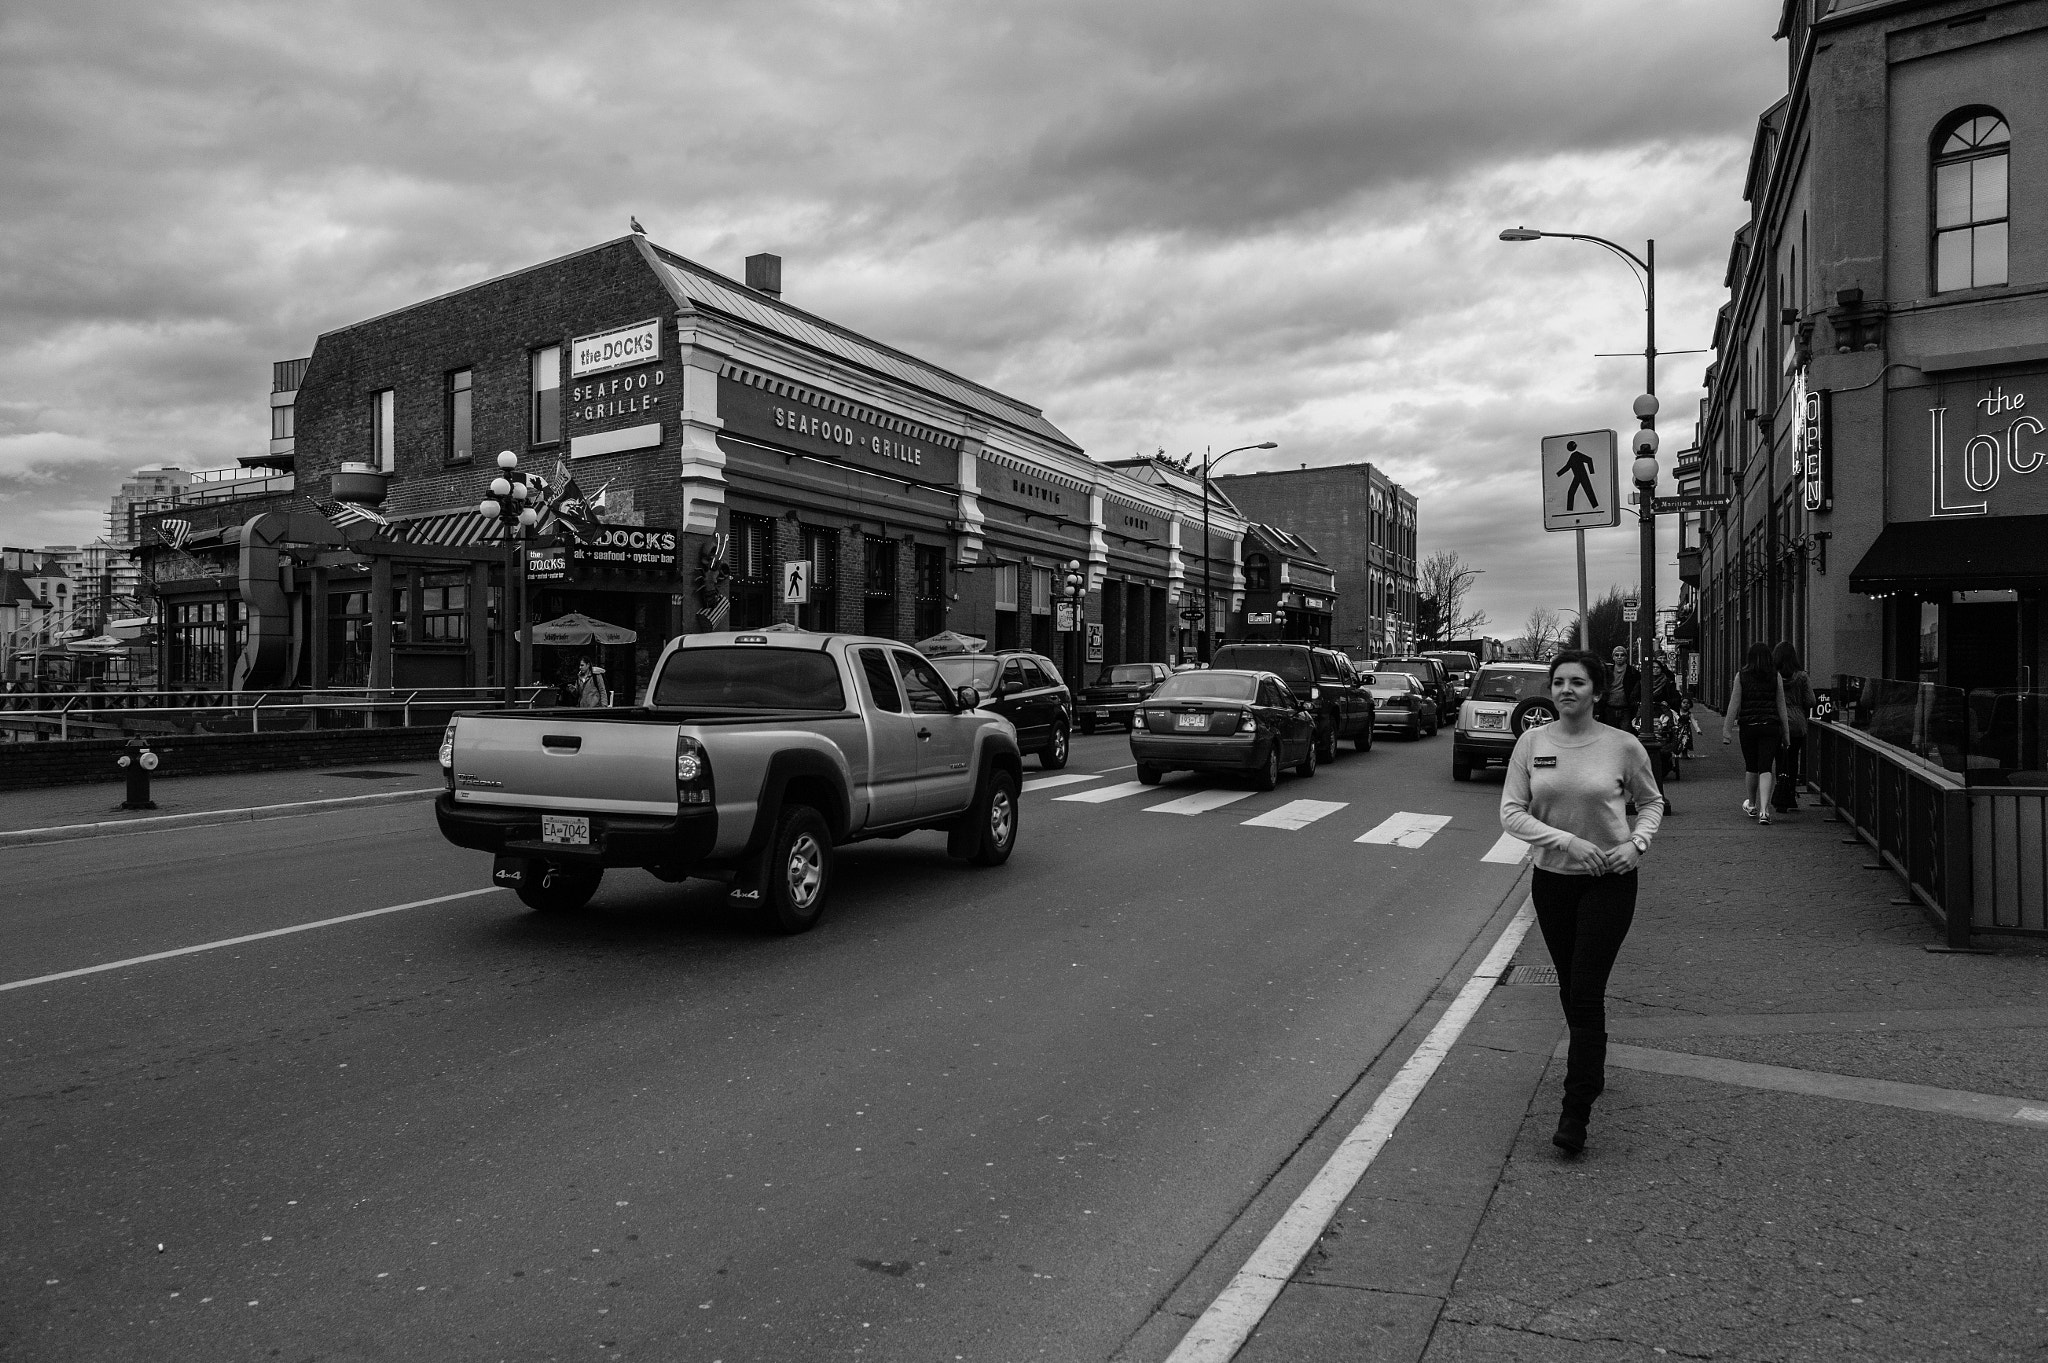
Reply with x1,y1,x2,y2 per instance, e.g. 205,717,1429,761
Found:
1422,650,1479,706
435,631,1024,932
1451,660,1556,781
1365,671,1432,740
927,649,1072,769
1076,661,1172,734
1207,643,1374,758
1368,656,1449,734
1129,669,1318,790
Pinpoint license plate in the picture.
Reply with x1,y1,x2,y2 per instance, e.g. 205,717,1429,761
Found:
542,814,590,845
1476,713,1506,730
1174,712,1210,731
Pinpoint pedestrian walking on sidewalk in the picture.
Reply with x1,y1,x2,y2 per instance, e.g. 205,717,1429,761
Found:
1500,649,1666,1156
1771,641,1814,814
1720,642,1792,824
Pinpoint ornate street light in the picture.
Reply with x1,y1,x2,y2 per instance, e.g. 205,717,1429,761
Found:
1199,441,1277,662
476,450,540,704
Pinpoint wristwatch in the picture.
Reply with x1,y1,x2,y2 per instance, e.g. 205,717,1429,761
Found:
1630,833,1650,856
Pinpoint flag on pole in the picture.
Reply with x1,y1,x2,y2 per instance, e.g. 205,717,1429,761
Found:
312,496,389,530
159,518,193,550
545,462,605,541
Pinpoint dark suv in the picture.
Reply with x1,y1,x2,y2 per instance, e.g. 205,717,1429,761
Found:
1370,656,1451,735
1208,643,1374,759
1077,661,1172,733
927,650,1073,769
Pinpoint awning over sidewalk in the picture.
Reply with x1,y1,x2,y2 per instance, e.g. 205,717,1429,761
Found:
1849,514,2048,593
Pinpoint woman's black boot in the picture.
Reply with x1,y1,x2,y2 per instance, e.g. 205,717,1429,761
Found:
1552,1100,1589,1155
1553,1028,1607,1155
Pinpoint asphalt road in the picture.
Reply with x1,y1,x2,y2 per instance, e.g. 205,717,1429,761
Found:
2,724,1529,1362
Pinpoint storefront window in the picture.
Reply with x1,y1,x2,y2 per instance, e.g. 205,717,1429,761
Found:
798,526,839,632
915,544,946,640
863,537,898,638
421,575,468,641
1933,111,2009,293
329,590,373,687
729,514,774,629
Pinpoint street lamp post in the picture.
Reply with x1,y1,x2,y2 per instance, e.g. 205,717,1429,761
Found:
1199,441,1277,662
476,449,540,706
1499,227,1658,733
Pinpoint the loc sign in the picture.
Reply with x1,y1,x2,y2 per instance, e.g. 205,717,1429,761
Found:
1540,430,1621,531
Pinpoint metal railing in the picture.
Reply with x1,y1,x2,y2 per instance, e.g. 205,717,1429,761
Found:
0,686,550,742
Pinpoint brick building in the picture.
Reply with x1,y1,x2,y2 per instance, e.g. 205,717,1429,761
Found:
1211,463,1419,657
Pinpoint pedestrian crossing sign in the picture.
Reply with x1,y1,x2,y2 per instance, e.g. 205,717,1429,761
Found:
782,559,810,604
1540,429,1620,531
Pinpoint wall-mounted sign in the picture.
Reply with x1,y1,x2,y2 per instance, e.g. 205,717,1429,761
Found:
1246,611,1275,625
717,370,960,485
571,318,663,377
1792,368,1831,513
1891,369,2048,522
527,544,567,582
1055,601,1078,632
1085,621,1104,663
533,526,678,580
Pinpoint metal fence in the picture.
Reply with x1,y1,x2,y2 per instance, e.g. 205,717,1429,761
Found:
1810,718,2048,941
0,686,550,742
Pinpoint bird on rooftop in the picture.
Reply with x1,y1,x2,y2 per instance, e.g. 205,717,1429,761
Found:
629,216,646,235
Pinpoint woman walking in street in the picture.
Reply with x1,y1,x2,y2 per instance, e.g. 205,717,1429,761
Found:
1500,650,1665,1156
1771,641,1814,814
1721,642,1792,824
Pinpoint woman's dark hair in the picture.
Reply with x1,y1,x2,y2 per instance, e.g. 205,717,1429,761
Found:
1742,642,1776,681
1548,649,1607,695
1773,640,1802,678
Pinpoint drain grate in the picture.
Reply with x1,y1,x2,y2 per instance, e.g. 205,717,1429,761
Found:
324,770,414,780
1503,963,1559,987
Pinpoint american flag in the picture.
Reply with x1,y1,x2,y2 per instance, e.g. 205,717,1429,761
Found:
313,497,389,530
159,518,193,550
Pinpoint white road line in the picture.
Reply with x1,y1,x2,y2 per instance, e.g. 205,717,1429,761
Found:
1023,773,1105,792
1163,897,1537,1363
1145,790,1255,816
1054,780,1155,804
1481,831,1532,864
1093,763,1136,773
1241,799,1349,830
0,888,504,994
1355,812,1454,848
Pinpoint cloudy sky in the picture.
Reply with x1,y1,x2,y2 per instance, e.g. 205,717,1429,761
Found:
1,0,1784,635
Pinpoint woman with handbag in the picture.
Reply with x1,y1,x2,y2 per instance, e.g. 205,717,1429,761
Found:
1771,641,1814,813
1720,642,1791,824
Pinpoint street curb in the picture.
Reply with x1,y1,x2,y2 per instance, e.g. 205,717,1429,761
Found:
0,787,442,847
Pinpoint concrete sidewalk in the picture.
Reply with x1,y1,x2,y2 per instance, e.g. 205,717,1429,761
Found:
0,760,441,843
1237,716,2048,1361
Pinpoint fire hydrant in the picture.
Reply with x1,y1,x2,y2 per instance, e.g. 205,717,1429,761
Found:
117,736,160,810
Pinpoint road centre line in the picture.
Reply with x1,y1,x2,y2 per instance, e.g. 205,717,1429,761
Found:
1356,812,1454,848
1054,781,1153,804
0,888,503,994
1594,1042,2048,1131
1241,799,1348,830
1482,831,1533,864
1163,896,1537,1363
1145,789,1254,816
1023,773,1104,792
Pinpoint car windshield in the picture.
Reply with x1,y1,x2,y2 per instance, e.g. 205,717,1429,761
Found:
1425,652,1477,676
1154,672,1258,702
1097,664,1156,685
1375,660,1432,682
651,647,848,710
1472,668,1548,703
1210,647,1309,681
929,656,1000,690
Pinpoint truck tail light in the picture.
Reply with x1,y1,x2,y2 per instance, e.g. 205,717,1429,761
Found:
1236,708,1256,733
438,720,457,791
676,733,714,806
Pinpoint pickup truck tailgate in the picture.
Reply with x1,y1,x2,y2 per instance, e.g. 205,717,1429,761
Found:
450,714,679,815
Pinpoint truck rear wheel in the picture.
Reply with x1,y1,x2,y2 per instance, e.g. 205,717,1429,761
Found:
758,805,833,934
516,862,602,914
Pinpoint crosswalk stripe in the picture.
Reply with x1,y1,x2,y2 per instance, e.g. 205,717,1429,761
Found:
1146,790,1255,816
1355,812,1454,848
1024,773,1105,792
1241,799,1349,830
1054,780,1155,804
1481,831,1532,864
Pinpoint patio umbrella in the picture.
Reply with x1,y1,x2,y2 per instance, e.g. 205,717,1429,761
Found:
915,630,985,656
518,612,638,646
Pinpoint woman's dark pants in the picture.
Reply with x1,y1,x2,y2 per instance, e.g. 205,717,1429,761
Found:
1532,868,1639,1119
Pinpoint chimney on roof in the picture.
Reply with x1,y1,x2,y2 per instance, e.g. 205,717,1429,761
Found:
745,253,782,299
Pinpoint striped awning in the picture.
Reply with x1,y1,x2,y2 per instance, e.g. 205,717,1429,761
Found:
391,510,504,548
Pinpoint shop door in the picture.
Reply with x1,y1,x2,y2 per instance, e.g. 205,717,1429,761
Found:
1948,602,2022,692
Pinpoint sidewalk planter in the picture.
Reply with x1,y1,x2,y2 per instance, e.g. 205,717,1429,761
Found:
1811,719,2048,941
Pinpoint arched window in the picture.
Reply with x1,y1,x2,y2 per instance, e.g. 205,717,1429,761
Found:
1933,109,2009,292
1243,552,1270,592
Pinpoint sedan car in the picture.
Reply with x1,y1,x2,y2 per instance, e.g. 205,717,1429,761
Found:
1129,669,1317,791
1077,661,1172,733
1369,657,1449,734
1365,671,1432,740
1451,661,1555,781
927,649,1073,769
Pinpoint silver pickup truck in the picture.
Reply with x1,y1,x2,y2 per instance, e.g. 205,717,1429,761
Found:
434,630,1023,932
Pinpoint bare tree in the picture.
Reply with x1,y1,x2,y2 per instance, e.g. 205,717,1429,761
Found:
1522,606,1562,658
1418,550,1488,645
